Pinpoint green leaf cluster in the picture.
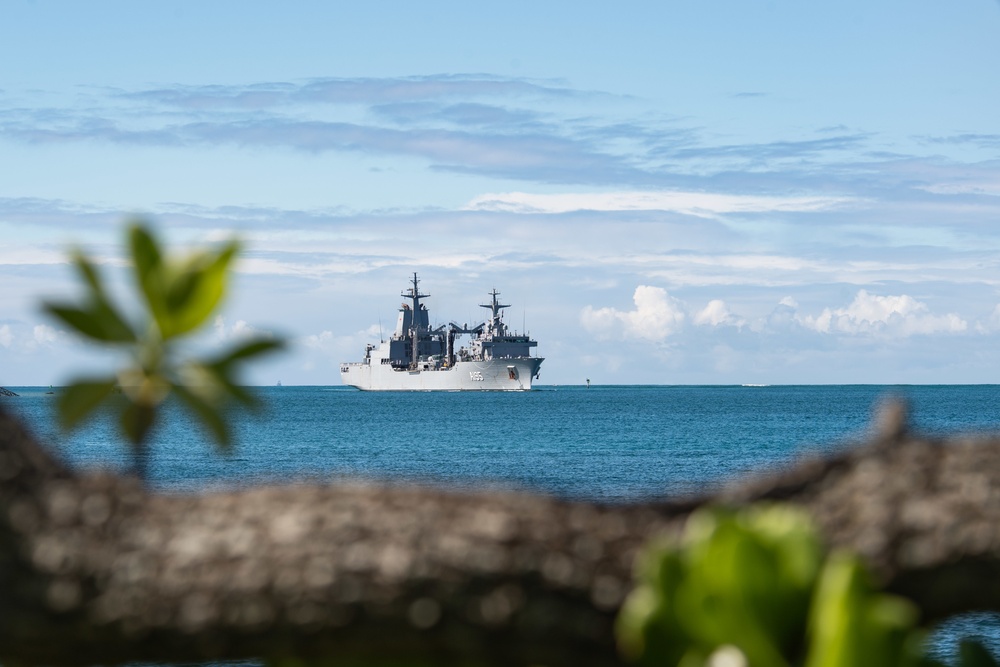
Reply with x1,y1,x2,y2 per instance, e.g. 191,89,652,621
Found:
616,504,995,667
806,552,919,667
43,221,284,461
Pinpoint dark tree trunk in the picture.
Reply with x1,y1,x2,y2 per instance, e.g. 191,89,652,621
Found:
0,402,998,666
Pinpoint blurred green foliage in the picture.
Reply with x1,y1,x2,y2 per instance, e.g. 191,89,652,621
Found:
616,504,996,667
43,221,284,469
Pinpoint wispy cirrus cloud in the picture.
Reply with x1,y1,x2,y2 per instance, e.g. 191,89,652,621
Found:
924,133,1000,150
464,190,856,215
0,116,642,183
6,72,998,205
4,195,999,291
370,102,545,129
0,73,908,192
122,75,582,110
661,134,869,163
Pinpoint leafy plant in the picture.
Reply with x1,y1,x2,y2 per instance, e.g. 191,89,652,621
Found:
43,220,284,473
616,504,996,667
806,551,920,667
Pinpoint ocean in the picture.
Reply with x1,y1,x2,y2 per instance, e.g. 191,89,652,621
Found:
3,383,1000,661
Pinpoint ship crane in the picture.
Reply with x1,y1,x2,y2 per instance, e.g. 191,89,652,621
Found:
447,322,484,366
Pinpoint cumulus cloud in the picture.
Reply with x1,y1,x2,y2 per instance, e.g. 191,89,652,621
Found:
582,288,970,346
213,316,271,341
694,299,744,328
0,323,71,353
975,304,1000,334
581,286,686,341
304,324,381,352
298,325,384,374
32,324,60,346
799,290,967,337
779,296,799,308
303,330,336,351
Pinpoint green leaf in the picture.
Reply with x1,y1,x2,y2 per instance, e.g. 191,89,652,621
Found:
676,515,791,667
211,368,259,408
71,249,105,294
70,251,137,342
181,360,257,409
56,378,117,430
48,219,285,478
805,553,871,667
128,222,170,335
617,547,690,667
120,400,157,449
959,639,1000,667
43,302,136,344
43,303,112,342
202,337,284,409
165,241,239,337
209,337,285,371
174,383,232,451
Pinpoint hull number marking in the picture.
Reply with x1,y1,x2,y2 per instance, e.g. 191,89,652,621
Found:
470,371,484,381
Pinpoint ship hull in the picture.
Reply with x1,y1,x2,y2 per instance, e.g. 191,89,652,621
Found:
341,357,543,391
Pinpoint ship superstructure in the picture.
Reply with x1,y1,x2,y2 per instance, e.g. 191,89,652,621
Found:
340,273,543,391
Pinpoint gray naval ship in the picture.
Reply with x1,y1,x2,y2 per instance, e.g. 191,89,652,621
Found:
340,273,543,391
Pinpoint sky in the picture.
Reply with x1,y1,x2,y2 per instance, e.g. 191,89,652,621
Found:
2,0,1000,386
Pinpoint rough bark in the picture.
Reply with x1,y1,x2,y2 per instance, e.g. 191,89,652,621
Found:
0,401,998,666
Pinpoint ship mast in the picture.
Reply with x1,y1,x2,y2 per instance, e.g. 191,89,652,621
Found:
480,288,510,337
403,272,428,313
404,273,429,368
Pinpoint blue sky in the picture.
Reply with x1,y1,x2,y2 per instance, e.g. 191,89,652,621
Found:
2,0,1000,385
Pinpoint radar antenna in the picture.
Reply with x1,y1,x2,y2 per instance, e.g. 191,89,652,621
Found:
402,272,429,314
480,288,510,319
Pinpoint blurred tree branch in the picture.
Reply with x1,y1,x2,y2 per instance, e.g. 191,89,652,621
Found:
1,401,999,666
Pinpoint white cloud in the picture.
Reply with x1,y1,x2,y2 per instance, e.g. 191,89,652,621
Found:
779,296,799,308
304,324,381,352
32,324,60,347
465,190,854,217
581,285,685,342
975,304,1000,334
213,316,270,341
303,330,336,351
694,299,744,328
799,290,967,337
583,287,971,351
0,325,11,348
0,247,67,265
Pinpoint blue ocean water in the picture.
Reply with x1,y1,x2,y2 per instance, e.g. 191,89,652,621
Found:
3,383,1000,661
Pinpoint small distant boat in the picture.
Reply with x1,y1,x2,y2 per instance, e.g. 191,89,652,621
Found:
276,380,282,387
